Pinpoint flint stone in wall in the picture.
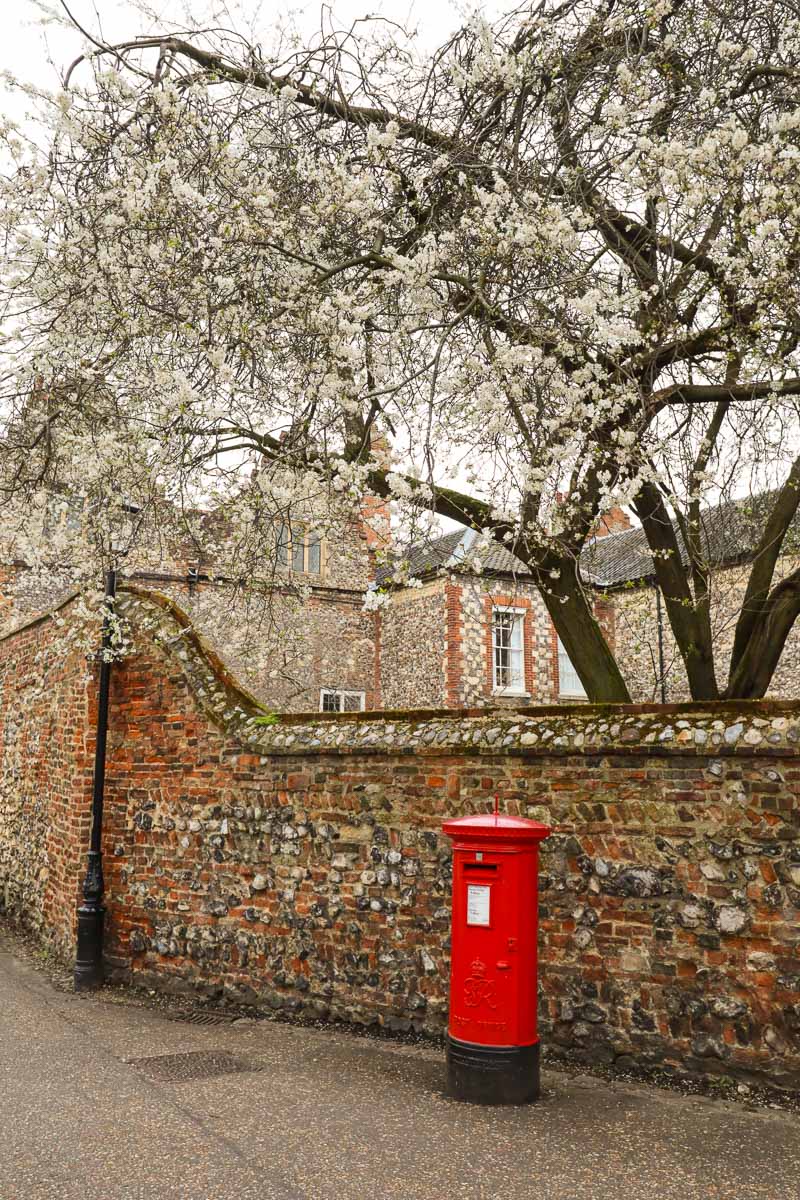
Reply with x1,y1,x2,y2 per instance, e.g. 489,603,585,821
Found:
711,996,748,1019
575,1002,606,1023
679,904,706,929
607,867,664,898
331,853,355,869
715,905,748,934
707,840,737,860
691,1034,725,1059
129,928,148,953
765,1026,788,1055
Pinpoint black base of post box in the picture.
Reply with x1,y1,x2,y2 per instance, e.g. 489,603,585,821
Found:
446,1036,540,1105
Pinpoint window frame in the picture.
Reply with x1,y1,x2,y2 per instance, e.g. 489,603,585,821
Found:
556,636,588,699
491,605,528,696
276,523,324,577
320,688,366,713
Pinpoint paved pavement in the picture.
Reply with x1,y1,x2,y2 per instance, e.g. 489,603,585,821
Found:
1,930,799,1200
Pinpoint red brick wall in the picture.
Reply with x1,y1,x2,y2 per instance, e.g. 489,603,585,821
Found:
593,506,633,538
96,616,800,1087
445,583,464,705
0,603,95,955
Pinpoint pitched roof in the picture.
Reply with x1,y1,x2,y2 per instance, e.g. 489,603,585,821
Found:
375,528,531,586
579,525,655,587
580,492,800,588
378,492,798,592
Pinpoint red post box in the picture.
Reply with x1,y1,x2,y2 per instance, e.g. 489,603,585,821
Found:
442,811,551,1104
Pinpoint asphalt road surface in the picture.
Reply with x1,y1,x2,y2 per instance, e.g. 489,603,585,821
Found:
1,928,798,1200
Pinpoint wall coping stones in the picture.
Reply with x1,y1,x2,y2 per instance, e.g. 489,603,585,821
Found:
112,586,800,760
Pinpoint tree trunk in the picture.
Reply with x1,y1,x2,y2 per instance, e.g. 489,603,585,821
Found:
729,454,800,682
634,483,719,700
725,570,800,698
538,555,632,703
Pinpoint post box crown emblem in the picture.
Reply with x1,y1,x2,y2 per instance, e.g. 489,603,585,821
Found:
471,958,487,978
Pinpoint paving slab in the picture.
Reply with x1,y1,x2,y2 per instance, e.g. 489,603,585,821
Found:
1,931,798,1200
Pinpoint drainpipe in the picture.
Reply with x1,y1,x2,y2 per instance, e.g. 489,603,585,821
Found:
74,567,117,990
655,584,667,704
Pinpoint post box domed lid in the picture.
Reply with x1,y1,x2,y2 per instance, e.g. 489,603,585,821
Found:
442,812,551,842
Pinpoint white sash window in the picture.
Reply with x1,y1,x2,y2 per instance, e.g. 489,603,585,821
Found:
320,688,365,712
492,607,526,694
557,637,587,698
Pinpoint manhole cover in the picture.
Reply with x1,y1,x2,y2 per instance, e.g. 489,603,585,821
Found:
125,1050,265,1082
164,1009,238,1027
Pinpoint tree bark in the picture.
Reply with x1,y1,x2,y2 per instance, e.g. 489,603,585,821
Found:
729,454,800,682
634,482,719,700
537,554,632,703
726,568,800,698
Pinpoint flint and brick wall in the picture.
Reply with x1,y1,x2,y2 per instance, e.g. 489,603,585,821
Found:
0,502,380,715
2,588,800,1089
170,583,379,713
379,584,447,709
0,598,94,956
382,576,560,709
611,560,800,704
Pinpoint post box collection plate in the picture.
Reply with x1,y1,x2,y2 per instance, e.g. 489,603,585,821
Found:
466,884,490,926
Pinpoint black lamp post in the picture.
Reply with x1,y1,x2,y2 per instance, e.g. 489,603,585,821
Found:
74,505,139,991
74,566,117,990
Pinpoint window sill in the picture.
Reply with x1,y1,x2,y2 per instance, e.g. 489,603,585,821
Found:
492,689,531,699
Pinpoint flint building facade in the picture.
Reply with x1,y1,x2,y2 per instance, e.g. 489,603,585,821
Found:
6,490,799,712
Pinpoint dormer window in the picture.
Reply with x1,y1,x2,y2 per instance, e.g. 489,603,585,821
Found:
276,524,323,576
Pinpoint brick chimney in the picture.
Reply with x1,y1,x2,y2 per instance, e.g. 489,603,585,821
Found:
360,427,393,552
593,506,632,538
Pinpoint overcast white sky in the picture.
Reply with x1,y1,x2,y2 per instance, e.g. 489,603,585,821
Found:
2,0,488,100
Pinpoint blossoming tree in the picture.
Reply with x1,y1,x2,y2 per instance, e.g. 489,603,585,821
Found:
3,0,800,701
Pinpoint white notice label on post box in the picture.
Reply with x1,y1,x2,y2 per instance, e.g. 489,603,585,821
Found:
466,884,491,926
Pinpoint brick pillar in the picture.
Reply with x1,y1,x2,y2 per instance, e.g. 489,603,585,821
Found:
373,609,382,709
445,584,464,707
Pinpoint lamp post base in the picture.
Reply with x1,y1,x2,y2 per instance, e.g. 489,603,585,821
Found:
74,902,105,990
446,1036,540,1105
